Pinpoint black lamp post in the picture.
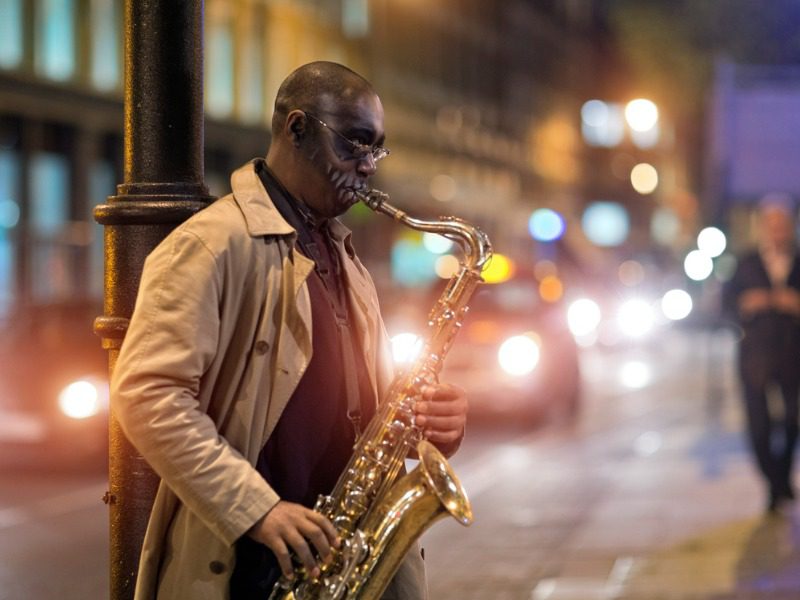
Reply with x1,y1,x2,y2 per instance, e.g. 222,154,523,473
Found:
93,1,213,598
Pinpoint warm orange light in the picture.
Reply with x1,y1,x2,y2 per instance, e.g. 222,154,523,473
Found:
467,319,503,344
435,254,460,279
481,253,514,284
539,275,563,303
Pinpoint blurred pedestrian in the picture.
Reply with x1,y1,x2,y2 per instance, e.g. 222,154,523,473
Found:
724,196,800,513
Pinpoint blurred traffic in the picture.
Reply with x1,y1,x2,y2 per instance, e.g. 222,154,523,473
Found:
0,302,108,468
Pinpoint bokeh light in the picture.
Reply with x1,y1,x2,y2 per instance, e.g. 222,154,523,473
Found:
581,100,625,147
423,232,454,254
58,380,101,419
539,275,563,303
618,260,645,287
684,250,713,281
391,238,437,287
582,201,630,247
661,289,693,320
630,163,658,194
651,207,680,245
619,360,652,389
528,208,566,242
481,253,515,284
567,298,602,337
625,99,659,132
696,226,726,258
435,254,460,279
714,254,738,282
498,334,540,376
617,298,655,338
429,174,457,202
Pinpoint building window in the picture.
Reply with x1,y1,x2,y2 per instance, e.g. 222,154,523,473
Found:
0,0,24,69
90,0,121,91
0,149,20,318
238,15,265,124
206,1,234,119
35,0,76,82
342,0,369,39
29,152,71,301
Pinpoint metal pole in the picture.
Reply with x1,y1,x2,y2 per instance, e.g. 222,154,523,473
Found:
94,1,212,598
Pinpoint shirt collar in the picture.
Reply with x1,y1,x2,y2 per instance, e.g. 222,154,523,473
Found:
230,159,353,245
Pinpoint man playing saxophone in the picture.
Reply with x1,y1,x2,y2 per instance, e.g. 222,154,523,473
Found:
111,61,468,600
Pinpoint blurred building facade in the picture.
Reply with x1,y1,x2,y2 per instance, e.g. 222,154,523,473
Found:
0,0,615,318
706,60,800,251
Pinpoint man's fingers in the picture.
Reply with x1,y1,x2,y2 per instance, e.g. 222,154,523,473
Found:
300,518,333,563
285,530,319,577
306,510,340,547
270,538,294,579
424,427,464,444
417,414,463,431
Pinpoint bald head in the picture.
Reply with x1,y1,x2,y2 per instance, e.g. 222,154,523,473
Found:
271,62,376,136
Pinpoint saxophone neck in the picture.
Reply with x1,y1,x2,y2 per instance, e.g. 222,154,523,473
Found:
356,189,493,273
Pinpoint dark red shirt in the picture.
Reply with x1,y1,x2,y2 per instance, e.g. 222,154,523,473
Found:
230,162,376,598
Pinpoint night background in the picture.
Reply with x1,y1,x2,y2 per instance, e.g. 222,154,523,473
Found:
2,1,800,598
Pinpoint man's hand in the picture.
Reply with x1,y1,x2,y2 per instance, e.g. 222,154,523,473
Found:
247,501,340,580
414,383,467,456
772,287,800,316
739,288,772,316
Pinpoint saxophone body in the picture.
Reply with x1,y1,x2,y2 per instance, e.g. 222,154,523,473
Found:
269,189,492,600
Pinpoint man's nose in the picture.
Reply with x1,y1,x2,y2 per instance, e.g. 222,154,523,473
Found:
356,153,377,176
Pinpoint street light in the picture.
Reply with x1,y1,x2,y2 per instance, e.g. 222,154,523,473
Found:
625,98,659,131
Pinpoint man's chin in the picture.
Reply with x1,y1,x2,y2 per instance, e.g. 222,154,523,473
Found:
337,188,362,212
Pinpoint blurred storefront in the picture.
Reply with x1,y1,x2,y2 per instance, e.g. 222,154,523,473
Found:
0,0,615,313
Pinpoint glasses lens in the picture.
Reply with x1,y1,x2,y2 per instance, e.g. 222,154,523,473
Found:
372,147,389,162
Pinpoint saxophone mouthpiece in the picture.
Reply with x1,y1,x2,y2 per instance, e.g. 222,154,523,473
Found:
356,188,390,211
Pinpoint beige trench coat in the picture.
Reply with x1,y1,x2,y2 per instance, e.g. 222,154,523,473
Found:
111,161,426,599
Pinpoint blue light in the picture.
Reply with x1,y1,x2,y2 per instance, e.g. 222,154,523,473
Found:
528,208,566,242
582,202,630,247
390,239,438,287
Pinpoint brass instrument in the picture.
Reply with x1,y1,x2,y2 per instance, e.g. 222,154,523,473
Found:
269,189,492,600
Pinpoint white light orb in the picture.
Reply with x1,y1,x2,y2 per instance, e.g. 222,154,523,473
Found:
567,298,602,337
498,334,540,376
684,250,714,281
625,99,659,132
620,360,652,389
661,289,693,320
617,298,655,338
58,380,101,420
696,227,727,258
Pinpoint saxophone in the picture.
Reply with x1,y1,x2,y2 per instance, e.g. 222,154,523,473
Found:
269,189,493,600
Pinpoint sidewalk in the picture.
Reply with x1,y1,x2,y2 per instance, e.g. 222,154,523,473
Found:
422,328,800,600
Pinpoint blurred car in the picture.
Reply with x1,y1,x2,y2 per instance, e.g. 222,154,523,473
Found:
387,276,581,425
0,302,108,468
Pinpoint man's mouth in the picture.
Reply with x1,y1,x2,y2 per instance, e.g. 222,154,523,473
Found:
327,164,366,207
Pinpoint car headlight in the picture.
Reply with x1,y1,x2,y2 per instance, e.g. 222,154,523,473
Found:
498,333,540,376
58,377,108,420
617,298,655,338
567,298,602,337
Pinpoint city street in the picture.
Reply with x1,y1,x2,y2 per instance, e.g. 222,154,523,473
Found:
2,327,800,599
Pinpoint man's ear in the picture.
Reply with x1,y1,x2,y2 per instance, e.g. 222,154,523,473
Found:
285,110,306,146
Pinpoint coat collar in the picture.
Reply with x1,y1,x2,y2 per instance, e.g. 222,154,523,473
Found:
230,159,354,249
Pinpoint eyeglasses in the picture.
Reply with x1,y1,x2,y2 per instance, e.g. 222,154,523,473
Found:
304,112,390,163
